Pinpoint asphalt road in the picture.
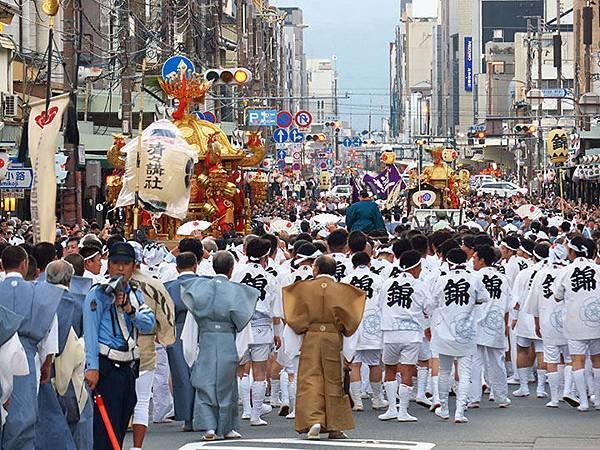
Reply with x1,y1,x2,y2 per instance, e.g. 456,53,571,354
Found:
127,390,600,450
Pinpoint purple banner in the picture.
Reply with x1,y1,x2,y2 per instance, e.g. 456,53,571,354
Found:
362,164,404,200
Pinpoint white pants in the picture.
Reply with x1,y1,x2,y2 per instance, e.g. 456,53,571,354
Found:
133,369,155,426
439,354,472,413
469,345,507,402
152,344,174,422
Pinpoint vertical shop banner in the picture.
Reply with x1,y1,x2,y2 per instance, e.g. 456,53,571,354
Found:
464,36,473,92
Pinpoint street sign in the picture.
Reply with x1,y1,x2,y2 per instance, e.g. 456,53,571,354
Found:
289,128,304,143
247,109,278,126
193,111,205,120
203,111,216,123
343,137,353,148
294,110,312,128
277,111,293,128
292,151,301,161
95,204,104,212
326,158,333,169
541,88,570,98
319,161,327,170
273,128,289,143
162,55,195,80
277,159,286,169
0,167,33,189
276,149,287,160
335,160,341,166
335,167,342,175
352,136,363,147
292,162,301,171
325,147,333,154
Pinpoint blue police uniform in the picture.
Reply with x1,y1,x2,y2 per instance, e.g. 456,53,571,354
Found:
83,276,155,450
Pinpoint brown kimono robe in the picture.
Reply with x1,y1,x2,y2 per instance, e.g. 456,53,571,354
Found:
283,275,366,433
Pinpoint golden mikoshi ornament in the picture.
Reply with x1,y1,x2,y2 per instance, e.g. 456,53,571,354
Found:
546,129,569,165
42,0,59,16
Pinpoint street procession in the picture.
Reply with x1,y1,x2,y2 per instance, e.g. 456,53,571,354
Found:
0,0,600,449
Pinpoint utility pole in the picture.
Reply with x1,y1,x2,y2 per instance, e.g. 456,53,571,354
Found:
525,18,533,189
536,16,543,187
556,0,562,116
212,0,222,122
120,0,132,135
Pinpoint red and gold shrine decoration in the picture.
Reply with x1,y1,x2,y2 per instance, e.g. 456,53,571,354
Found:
546,128,569,165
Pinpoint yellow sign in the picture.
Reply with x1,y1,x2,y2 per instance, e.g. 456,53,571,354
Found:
546,129,569,165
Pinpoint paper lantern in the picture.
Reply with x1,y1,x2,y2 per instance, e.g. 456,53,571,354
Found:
442,147,458,163
115,120,199,219
546,129,569,165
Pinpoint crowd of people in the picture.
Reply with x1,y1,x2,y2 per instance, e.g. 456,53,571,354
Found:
0,190,599,449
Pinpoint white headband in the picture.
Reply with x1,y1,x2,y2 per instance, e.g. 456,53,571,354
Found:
568,241,588,257
83,251,99,261
401,260,421,272
295,250,322,265
248,248,271,262
501,241,519,252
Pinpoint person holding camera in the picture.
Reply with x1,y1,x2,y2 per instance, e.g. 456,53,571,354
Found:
83,242,155,450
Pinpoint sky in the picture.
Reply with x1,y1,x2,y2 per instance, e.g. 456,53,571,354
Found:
272,0,438,132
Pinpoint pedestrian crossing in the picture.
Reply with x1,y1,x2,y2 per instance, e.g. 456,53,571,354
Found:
178,438,436,450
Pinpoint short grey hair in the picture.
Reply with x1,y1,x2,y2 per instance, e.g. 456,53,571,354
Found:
212,250,235,276
46,259,74,287
202,237,218,254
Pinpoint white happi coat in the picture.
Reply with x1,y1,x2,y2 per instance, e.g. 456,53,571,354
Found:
476,266,512,349
343,266,384,350
379,271,429,345
525,261,568,346
499,255,530,288
553,257,600,341
330,252,352,282
429,266,490,357
232,262,282,344
513,260,546,340
370,259,393,277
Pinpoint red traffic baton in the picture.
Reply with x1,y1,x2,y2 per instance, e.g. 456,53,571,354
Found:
93,391,121,450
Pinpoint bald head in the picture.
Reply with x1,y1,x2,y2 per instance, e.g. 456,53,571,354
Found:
313,255,337,277
46,259,74,287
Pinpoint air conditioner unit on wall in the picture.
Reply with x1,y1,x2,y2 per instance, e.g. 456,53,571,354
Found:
2,93,17,118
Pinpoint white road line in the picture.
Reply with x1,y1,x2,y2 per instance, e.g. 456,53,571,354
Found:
178,438,436,450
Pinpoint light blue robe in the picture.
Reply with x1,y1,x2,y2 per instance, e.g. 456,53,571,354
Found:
165,273,197,423
0,305,23,440
0,277,62,450
181,276,259,436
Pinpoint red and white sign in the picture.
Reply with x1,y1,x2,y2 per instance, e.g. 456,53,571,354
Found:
294,110,312,128
292,151,301,161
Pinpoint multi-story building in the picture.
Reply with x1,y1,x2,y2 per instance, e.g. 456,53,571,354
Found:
280,7,308,113
306,58,335,123
389,2,435,142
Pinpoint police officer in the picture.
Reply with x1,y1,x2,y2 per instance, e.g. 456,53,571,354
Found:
83,242,155,450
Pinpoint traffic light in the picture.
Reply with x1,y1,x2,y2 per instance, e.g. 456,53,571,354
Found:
203,68,252,85
513,123,537,134
475,131,486,144
324,121,342,132
305,134,326,142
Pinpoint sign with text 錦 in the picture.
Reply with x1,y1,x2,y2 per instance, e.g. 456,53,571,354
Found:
464,36,473,92
246,109,278,126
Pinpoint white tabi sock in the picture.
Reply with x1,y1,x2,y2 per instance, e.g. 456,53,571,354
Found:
416,366,429,398
240,376,251,416
547,371,560,405
585,363,594,397
593,368,600,408
557,364,565,395
288,379,297,412
280,372,290,405
517,367,530,392
572,369,589,409
371,381,383,401
537,369,547,393
349,381,363,408
563,365,574,397
251,381,267,421
383,381,398,414
431,375,440,404
270,379,281,405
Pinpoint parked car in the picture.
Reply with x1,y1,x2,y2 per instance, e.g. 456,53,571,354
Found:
326,184,352,198
477,181,527,197
470,175,496,188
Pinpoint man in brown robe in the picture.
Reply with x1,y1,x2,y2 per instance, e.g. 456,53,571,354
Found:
283,255,366,440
